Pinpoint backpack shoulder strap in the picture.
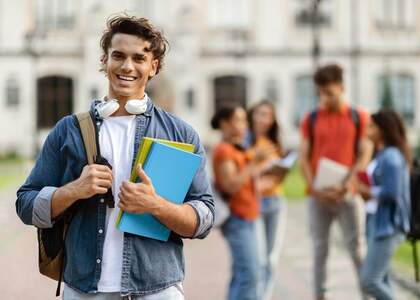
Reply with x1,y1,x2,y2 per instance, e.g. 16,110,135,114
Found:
75,112,98,165
308,109,318,158
349,107,361,157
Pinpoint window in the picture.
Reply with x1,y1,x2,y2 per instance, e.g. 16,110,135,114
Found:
376,0,416,28
207,0,251,30
294,75,317,126
37,76,73,128
5,77,20,108
36,0,75,31
378,74,416,125
295,0,332,27
213,76,247,112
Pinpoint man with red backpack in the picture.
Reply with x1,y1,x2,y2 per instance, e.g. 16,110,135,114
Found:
299,64,373,300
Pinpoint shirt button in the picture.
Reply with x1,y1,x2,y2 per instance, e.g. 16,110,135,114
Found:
96,259,101,264
100,198,104,203
98,229,103,234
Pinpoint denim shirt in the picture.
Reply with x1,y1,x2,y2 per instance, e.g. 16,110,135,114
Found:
16,97,214,296
371,147,410,239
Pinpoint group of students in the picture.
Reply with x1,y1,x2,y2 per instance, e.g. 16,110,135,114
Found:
211,64,411,300
211,101,285,300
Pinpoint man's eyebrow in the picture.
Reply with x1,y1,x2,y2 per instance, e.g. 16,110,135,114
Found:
133,53,146,58
111,50,125,56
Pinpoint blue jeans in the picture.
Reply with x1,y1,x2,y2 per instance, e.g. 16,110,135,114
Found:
221,215,260,300
360,214,404,300
259,196,282,297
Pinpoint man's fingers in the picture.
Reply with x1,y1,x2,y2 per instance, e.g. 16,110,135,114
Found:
95,170,113,181
136,164,152,185
94,186,108,194
95,179,112,189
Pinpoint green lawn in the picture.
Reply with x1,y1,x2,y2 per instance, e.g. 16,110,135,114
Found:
0,158,26,190
282,166,307,200
393,241,418,272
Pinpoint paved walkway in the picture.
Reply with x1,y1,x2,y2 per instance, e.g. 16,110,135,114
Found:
1,182,417,299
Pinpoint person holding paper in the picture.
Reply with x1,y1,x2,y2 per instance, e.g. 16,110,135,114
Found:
356,110,411,300
211,105,272,300
299,64,373,300
16,15,214,300
246,100,286,299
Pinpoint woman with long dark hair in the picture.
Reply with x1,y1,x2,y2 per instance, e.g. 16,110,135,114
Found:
211,105,272,300
357,109,411,300
246,100,285,299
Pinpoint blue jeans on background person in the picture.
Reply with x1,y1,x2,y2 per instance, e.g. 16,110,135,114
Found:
360,214,404,300
221,215,260,300
259,196,282,298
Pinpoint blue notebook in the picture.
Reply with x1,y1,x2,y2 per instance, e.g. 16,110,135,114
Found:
118,141,202,241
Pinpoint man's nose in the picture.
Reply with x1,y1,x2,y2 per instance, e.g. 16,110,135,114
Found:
121,58,134,72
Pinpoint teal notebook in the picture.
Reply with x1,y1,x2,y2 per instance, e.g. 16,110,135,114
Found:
118,141,202,241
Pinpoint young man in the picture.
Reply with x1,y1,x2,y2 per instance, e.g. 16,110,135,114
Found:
299,64,372,300
16,15,214,300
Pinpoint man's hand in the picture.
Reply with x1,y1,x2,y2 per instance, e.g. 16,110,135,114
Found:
355,180,372,201
51,164,113,219
69,164,113,199
118,164,163,214
312,186,346,204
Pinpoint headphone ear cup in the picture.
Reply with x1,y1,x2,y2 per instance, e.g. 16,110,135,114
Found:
97,100,120,118
125,99,147,115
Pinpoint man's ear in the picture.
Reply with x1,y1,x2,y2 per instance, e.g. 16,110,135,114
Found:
100,54,108,71
149,59,158,77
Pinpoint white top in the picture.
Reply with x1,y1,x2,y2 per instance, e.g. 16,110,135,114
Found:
365,159,378,215
97,115,137,292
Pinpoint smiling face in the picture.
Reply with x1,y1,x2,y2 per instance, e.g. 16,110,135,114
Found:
103,33,158,102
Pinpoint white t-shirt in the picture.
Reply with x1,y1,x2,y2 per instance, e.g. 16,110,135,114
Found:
97,115,136,292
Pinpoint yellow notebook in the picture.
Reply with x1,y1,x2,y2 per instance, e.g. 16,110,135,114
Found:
115,137,195,226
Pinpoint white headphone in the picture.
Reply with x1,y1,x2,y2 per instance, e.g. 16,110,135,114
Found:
96,98,148,118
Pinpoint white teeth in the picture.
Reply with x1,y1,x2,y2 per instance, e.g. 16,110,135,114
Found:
117,75,136,81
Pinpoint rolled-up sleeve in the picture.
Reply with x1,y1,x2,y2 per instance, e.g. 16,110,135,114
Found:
187,200,214,238
16,118,65,228
32,186,57,228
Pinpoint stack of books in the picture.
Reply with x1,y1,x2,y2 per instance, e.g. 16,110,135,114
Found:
116,137,202,242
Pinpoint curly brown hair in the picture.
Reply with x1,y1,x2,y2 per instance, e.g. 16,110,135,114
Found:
314,64,343,86
100,14,169,75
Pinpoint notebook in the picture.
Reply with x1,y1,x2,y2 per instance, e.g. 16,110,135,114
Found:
313,157,350,190
117,141,202,241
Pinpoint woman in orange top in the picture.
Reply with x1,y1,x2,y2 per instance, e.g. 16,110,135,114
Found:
211,105,269,300
247,100,285,299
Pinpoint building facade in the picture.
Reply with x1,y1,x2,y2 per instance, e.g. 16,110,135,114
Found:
0,0,419,157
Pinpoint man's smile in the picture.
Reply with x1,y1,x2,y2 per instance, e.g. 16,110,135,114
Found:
116,74,138,81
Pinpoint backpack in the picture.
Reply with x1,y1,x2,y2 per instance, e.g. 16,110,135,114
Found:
307,107,361,158
408,159,420,281
37,112,99,296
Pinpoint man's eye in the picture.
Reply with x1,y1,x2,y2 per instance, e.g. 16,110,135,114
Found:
112,53,124,59
134,56,145,62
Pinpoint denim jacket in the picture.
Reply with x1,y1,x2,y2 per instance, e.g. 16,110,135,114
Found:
371,147,410,238
16,96,214,296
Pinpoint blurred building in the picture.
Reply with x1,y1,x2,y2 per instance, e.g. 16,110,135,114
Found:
0,0,419,157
